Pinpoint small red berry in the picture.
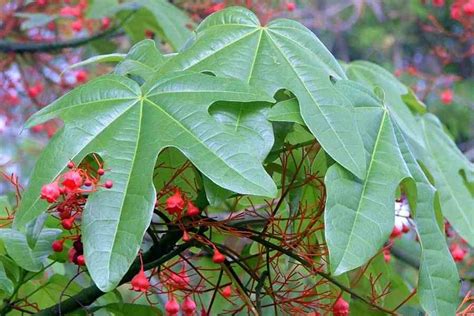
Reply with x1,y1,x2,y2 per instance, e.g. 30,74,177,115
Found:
76,255,86,266
166,189,185,214
61,216,75,230
75,70,88,83
432,0,444,7
40,183,61,203
441,89,453,105
212,249,226,263
131,268,150,292
104,180,113,189
27,84,43,98
97,168,105,176
52,240,64,252
182,296,197,314
165,297,180,315
221,285,232,298
67,161,75,169
101,17,111,30
390,226,402,239
186,201,200,217
286,2,296,11
333,297,349,316
62,171,83,190
84,179,92,187
450,244,466,262
71,19,83,32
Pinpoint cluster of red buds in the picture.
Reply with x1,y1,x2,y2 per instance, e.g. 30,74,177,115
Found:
450,0,474,21
383,220,412,263
37,0,111,33
39,156,112,266
164,295,198,316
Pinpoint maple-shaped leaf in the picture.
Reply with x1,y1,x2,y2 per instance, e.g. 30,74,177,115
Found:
160,7,367,179
14,72,276,291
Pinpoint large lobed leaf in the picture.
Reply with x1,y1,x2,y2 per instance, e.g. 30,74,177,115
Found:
325,81,410,275
335,61,462,315
14,72,277,291
160,7,367,179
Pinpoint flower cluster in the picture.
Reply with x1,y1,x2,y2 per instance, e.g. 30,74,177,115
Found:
39,157,112,266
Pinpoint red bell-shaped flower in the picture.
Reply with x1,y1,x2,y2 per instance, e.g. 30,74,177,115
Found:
182,296,197,314
166,189,185,214
333,297,349,316
62,171,83,190
165,297,180,315
130,268,150,292
40,183,61,203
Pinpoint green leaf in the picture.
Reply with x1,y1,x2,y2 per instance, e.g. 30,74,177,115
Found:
115,40,164,81
420,114,474,245
101,303,163,316
325,80,410,275
0,261,13,296
65,53,126,73
15,72,276,291
395,124,459,316
0,228,61,272
402,88,427,114
86,0,119,19
160,7,367,179
122,0,193,51
204,100,274,204
267,98,304,125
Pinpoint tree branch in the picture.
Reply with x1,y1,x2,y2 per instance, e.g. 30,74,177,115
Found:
36,228,189,316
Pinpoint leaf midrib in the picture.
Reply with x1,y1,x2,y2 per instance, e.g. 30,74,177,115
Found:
335,109,387,273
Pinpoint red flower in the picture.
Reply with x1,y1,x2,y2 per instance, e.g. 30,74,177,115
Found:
182,296,197,315
441,89,453,105
390,225,403,239
40,183,61,203
221,285,232,298
464,0,474,15
205,2,225,15
333,297,350,316
286,2,296,11
432,0,445,7
130,268,150,292
165,297,180,315
166,189,185,214
212,249,226,263
62,171,83,190
186,201,200,216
